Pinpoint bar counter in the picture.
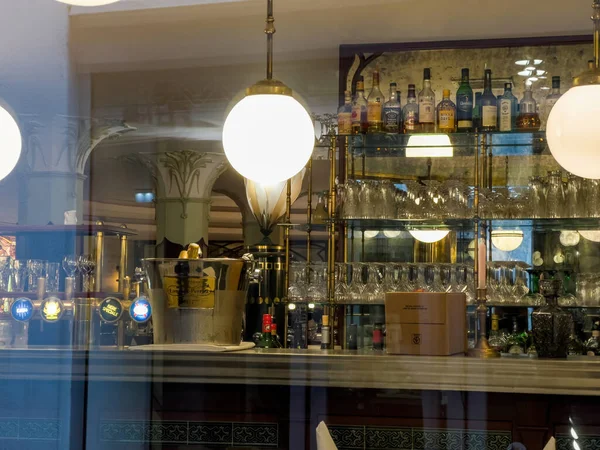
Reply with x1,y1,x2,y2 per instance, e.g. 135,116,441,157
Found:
1,347,599,396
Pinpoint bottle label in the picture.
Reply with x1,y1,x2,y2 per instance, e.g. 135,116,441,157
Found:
373,328,383,344
458,120,473,129
482,105,498,127
404,111,418,131
382,107,401,132
321,327,330,345
338,112,352,134
457,95,473,115
164,275,216,308
351,105,362,124
499,99,512,132
418,99,434,123
367,101,383,123
491,320,499,332
262,322,272,333
438,109,455,129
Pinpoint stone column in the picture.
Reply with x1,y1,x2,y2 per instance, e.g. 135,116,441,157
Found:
128,151,228,252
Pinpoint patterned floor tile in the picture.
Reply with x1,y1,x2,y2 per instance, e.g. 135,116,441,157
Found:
147,421,187,443
189,422,232,445
366,426,412,449
232,423,278,447
329,426,365,449
557,434,600,450
99,421,147,442
0,420,18,439
18,419,60,440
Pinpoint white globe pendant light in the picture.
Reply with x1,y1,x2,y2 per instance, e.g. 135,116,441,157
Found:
56,0,120,5
222,0,314,185
491,230,524,252
0,104,22,182
546,0,600,179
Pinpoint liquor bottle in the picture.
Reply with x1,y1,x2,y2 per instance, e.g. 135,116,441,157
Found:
418,68,435,132
437,89,457,133
585,320,600,356
568,322,583,356
347,323,358,350
321,314,331,350
488,314,504,352
382,82,402,133
480,69,498,131
337,90,353,135
351,77,368,135
456,68,474,132
516,83,541,131
271,323,282,348
507,316,525,355
396,89,403,132
255,313,274,348
472,92,482,131
532,278,572,358
367,70,385,133
498,82,518,132
312,193,328,224
541,76,562,130
372,323,384,351
402,84,419,133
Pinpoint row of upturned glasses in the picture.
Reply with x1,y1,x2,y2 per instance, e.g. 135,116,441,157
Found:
337,180,472,221
0,255,96,293
288,262,476,305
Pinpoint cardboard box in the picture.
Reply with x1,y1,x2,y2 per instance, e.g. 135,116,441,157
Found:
385,292,466,356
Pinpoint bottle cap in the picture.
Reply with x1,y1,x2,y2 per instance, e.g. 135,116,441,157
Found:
271,323,277,333
461,68,469,77
491,314,499,320
390,82,397,87
408,84,415,90
443,89,450,97
505,82,512,89
552,76,561,87
262,314,272,324
423,68,431,79
322,315,329,326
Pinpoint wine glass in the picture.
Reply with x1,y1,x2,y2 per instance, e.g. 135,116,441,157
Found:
62,254,78,278
78,255,95,292
26,260,45,293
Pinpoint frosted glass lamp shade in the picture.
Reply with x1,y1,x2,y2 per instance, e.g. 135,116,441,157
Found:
579,230,600,242
223,94,314,185
406,134,453,158
409,230,450,243
56,0,120,5
0,106,22,182
547,85,600,179
363,230,380,239
383,230,402,238
491,230,524,252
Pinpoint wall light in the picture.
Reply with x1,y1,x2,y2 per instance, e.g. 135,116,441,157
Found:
491,230,524,252
409,229,450,243
406,134,453,158
222,0,314,185
547,0,600,179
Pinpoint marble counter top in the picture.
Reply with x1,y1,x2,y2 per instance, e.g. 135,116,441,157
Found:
0,347,599,396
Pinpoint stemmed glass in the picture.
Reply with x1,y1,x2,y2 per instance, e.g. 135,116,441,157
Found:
0,257,11,291
12,260,27,292
77,255,95,292
27,260,46,293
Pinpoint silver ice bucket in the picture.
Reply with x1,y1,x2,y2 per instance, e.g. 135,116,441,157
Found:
143,258,252,346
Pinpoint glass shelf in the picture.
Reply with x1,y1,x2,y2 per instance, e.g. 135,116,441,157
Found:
343,131,546,151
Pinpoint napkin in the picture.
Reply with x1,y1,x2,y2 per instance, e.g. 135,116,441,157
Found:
316,422,338,450
544,437,556,450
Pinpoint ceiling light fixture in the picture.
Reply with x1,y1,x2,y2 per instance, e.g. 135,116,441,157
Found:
579,230,600,242
534,59,544,65
409,229,450,243
56,0,120,5
547,0,600,179
406,134,453,158
518,70,533,77
515,60,530,66
222,0,314,185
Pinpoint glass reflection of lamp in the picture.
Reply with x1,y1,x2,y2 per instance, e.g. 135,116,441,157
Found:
491,230,524,252
56,0,120,5
409,229,450,243
222,0,314,185
406,134,453,158
579,230,600,242
546,0,600,179
383,230,402,238
0,104,22,183
363,230,380,239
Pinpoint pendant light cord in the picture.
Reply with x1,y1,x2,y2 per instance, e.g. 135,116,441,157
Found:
593,0,600,69
265,0,275,80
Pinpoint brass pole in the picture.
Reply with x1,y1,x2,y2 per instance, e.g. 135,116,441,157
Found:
307,158,313,265
119,228,128,294
327,132,337,304
469,133,499,358
265,0,275,79
343,137,349,265
95,228,104,293
284,179,291,299
594,0,600,69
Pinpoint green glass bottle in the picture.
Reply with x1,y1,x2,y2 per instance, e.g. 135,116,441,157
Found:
456,68,474,132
